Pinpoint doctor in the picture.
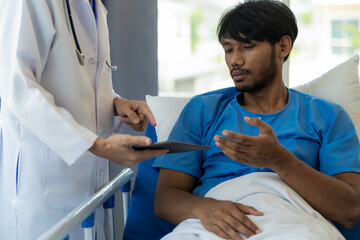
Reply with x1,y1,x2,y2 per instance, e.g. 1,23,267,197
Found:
0,0,167,239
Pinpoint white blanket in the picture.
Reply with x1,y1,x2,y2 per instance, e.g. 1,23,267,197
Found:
162,172,345,240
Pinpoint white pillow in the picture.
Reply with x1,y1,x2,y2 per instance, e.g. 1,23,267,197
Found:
294,55,360,136
147,55,360,141
146,95,190,142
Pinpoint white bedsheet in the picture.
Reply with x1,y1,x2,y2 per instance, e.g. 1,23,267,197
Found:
162,172,345,240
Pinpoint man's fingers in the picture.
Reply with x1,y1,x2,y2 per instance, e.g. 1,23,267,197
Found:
244,117,272,135
237,204,264,216
215,135,251,150
215,140,246,158
221,131,254,145
214,221,244,240
220,214,258,239
214,136,250,159
210,225,240,240
234,204,263,234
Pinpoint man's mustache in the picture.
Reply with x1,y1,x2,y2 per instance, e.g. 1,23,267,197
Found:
230,68,250,76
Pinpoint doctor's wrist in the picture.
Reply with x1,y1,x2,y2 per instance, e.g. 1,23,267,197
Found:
89,137,109,157
113,97,128,116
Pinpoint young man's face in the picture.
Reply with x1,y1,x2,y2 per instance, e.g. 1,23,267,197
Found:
221,37,278,93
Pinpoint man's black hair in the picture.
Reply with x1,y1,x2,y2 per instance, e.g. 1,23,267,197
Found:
217,0,298,61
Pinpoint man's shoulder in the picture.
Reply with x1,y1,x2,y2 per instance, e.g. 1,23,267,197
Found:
190,87,239,105
289,88,341,109
289,88,350,124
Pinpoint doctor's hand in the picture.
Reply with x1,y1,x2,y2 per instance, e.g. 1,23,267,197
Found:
113,97,156,131
89,134,168,166
214,117,290,170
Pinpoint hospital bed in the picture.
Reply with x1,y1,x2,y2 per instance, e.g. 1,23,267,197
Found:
123,55,360,240
37,55,360,239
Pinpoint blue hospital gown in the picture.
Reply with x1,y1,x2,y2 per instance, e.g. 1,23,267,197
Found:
153,87,360,197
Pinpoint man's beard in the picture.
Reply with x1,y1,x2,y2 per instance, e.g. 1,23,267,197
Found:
234,48,278,93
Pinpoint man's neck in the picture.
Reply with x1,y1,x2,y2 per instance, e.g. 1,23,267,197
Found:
240,81,289,115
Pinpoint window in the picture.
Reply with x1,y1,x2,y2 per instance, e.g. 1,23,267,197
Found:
289,0,360,87
331,20,359,56
158,0,360,94
158,0,240,96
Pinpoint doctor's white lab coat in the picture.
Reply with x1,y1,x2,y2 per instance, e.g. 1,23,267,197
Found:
0,0,120,239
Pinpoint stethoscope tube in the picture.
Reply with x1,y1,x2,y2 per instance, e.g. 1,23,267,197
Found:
64,0,117,70
65,0,85,65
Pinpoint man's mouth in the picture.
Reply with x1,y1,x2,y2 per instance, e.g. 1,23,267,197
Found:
231,69,250,81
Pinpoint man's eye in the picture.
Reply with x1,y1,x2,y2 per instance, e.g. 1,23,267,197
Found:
243,45,254,50
224,49,233,53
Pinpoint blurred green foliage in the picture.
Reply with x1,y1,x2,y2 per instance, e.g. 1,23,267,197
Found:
190,8,203,53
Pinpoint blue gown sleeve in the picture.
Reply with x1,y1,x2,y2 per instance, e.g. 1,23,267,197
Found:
319,104,360,175
153,96,210,179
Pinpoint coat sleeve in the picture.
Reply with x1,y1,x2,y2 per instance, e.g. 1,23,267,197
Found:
0,0,98,165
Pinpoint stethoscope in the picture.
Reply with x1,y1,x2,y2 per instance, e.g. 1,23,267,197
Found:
64,0,117,71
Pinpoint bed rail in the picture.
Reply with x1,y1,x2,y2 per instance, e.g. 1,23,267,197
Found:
37,168,133,240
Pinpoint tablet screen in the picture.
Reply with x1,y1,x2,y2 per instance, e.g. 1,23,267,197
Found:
132,141,210,153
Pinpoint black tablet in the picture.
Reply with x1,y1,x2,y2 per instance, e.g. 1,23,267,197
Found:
132,141,210,153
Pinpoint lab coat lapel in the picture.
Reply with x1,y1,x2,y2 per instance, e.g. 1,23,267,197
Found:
71,0,98,60
93,0,114,140
70,0,99,90
95,0,109,64
72,0,97,39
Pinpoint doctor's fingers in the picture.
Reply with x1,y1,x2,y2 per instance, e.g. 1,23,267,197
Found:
106,134,167,165
120,107,142,125
127,100,157,127
121,114,148,131
118,134,168,160
119,149,169,166
113,134,153,146
135,103,157,127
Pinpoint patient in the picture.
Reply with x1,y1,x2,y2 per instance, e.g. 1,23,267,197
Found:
153,0,360,239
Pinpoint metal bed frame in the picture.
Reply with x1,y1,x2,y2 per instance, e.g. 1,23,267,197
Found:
37,168,133,240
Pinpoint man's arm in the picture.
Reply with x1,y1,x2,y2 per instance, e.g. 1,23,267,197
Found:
214,117,360,228
275,156,360,228
154,168,263,240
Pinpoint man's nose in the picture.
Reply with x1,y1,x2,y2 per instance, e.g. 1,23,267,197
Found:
231,51,245,68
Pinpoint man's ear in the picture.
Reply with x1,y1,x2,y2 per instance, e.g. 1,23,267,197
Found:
277,35,292,60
